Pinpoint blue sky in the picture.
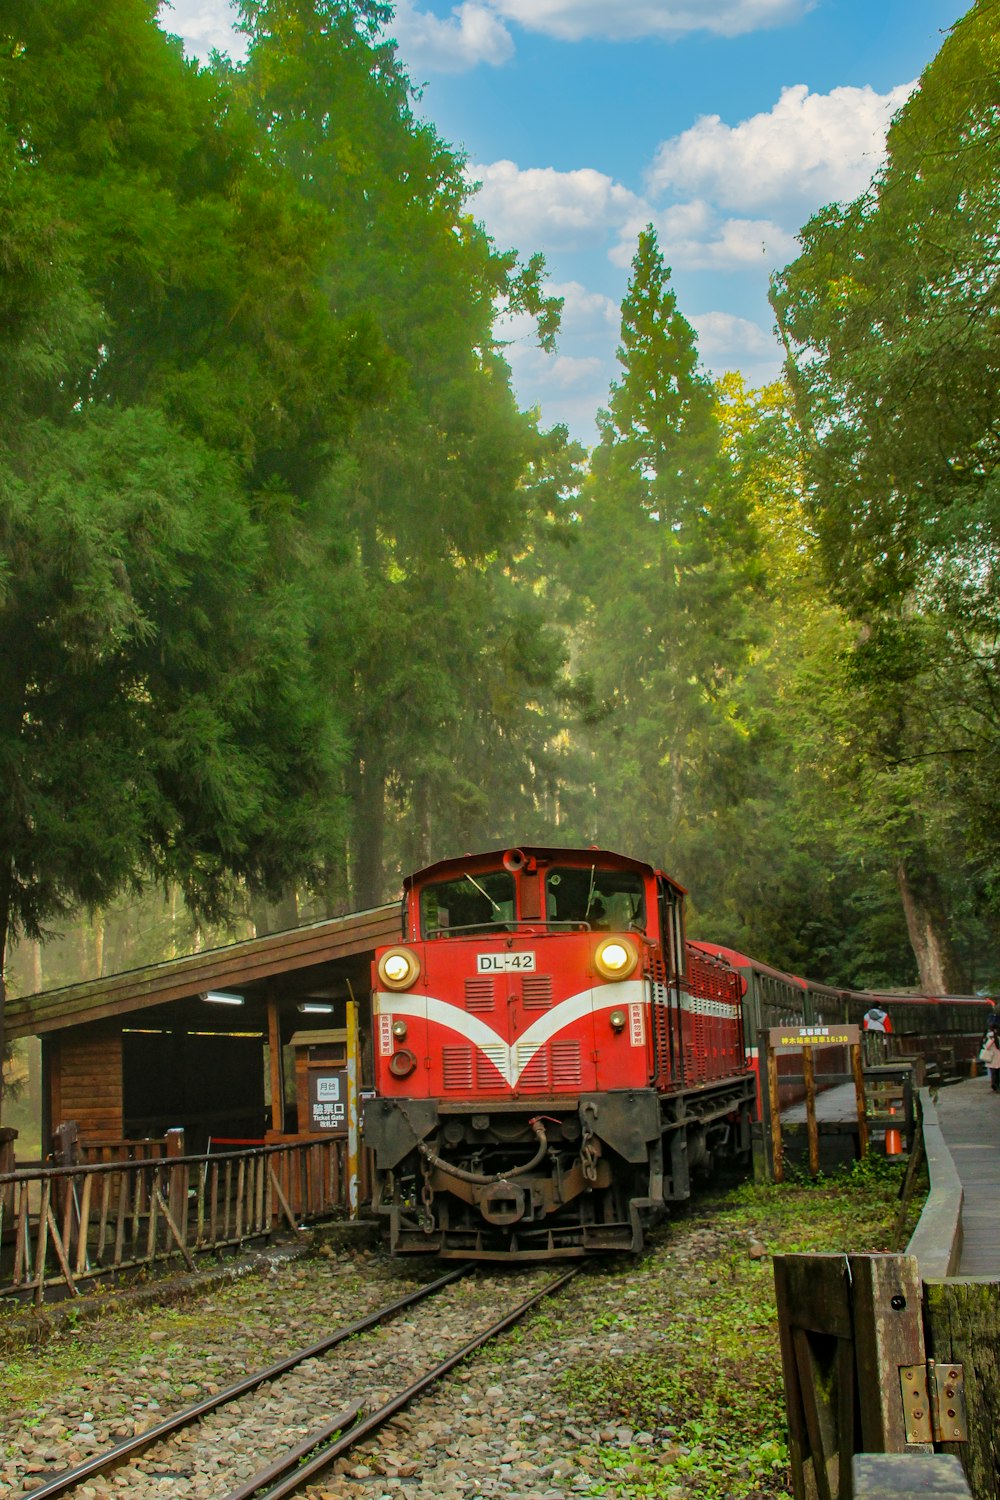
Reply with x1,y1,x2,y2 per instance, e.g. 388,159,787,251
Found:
160,0,966,443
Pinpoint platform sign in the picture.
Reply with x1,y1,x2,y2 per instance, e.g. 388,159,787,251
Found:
308,1068,348,1132
768,1024,860,1052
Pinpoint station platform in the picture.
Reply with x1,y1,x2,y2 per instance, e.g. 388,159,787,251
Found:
780,1073,1000,1276
930,1074,1000,1276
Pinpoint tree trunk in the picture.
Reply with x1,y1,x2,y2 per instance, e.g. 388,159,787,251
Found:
351,749,386,911
895,855,965,994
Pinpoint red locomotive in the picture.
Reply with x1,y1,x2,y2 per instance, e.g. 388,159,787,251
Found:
362,845,756,1259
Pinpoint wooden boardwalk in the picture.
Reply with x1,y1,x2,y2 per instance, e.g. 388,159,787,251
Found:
932,1075,1000,1277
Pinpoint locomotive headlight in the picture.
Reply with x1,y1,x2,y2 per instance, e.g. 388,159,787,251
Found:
609,1008,627,1032
378,947,421,991
594,937,639,981
391,1019,409,1040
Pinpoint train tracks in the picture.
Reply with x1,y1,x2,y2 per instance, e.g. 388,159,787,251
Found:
21,1264,579,1500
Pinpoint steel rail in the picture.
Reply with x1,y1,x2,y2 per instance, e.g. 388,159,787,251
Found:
23,1264,470,1500
226,1265,581,1500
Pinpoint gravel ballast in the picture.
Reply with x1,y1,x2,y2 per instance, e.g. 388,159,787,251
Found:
2,1173,908,1500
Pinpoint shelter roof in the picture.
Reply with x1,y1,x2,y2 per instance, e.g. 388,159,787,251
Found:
5,903,400,1040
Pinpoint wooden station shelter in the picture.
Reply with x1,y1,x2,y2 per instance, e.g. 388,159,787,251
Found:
4,904,401,1154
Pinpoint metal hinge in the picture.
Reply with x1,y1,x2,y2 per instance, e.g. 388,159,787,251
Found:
900,1362,967,1444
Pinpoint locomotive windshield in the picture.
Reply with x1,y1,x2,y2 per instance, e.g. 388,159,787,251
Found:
420,870,515,936
545,866,645,930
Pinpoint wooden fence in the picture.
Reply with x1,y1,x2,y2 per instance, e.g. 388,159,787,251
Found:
0,1133,370,1304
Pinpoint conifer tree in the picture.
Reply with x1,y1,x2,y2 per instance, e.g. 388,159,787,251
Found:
573,227,759,865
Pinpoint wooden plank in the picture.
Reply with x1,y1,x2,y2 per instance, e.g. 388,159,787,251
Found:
74,1173,94,1276
152,1187,196,1271
13,1181,31,1286
848,1254,929,1455
34,1180,51,1306
269,1163,303,1237
113,1170,128,1263
45,1201,79,1297
923,1279,1000,1500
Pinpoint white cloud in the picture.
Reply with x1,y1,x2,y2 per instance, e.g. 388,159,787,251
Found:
391,0,514,73
690,311,783,386
608,203,797,273
157,0,244,60
691,311,777,362
647,81,914,213
470,161,646,254
489,0,807,41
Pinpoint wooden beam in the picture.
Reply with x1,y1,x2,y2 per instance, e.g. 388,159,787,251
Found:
267,995,285,1135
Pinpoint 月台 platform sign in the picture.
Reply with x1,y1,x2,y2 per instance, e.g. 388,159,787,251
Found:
768,1024,861,1052
308,1068,348,1132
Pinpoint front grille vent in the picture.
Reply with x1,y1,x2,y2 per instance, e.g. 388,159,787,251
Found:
475,1045,508,1091
465,976,495,1012
515,1040,581,1090
442,1046,473,1091
520,974,553,1010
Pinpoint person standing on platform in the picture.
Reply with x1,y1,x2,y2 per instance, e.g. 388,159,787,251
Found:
981,1025,1000,1092
863,1003,892,1062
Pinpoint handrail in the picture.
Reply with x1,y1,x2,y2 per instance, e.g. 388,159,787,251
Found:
905,1086,964,1279
0,1136,367,1305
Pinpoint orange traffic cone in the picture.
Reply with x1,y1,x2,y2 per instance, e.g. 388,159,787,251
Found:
885,1105,902,1157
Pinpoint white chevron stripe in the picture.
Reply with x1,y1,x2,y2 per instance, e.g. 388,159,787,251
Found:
375,980,647,1086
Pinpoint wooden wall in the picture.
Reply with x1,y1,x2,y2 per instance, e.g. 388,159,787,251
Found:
49,1024,123,1142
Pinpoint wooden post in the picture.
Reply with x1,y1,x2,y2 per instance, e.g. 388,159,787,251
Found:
346,995,360,1217
165,1128,186,1247
848,1254,930,1455
803,1045,820,1178
766,1033,784,1184
851,1041,869,1159
923,1279,1000,1499
267,995,285,1135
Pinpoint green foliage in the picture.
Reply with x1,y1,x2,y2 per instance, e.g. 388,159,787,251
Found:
568,229,762,870
769,0,1000,980
557,1170,907,1499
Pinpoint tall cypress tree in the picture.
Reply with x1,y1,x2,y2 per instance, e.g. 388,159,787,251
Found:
572,227,759,865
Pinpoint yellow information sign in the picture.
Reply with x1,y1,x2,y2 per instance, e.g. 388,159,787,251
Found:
768,1024,861,1052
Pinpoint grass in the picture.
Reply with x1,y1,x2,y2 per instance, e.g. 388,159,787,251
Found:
557,1155,918,1500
